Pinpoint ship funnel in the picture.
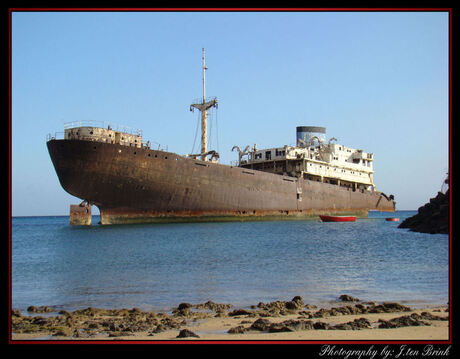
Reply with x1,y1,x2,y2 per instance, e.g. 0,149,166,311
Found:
296,126,326,147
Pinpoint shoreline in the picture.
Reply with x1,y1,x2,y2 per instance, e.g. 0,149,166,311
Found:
11,295,450,341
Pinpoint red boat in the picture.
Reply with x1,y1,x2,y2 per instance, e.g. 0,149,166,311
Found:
385,217,400,222
319,215,357,222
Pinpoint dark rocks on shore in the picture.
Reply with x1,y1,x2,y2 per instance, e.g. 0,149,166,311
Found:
398,190,449,234
227,309,447,334
13,306,184,338
13,298,448,338
228,316,372,334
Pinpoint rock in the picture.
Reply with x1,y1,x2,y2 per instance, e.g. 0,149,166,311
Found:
418,312,449,321
250,318,272,331
176,329,200,338
28,305,55,313
247,318,315,333
313,321,331,330
378,314,431,328
339,294,360,302
177,303,192,310
313,308,331,318
286,296,304,310
172,303,193,316
368,302,412,313
150,324,168,333
331,318,372,330
228,309,253,316
256,297,305,314
227,325,247,334
275,319,314,332
398,190,449,234
267,324,295,333
193,300,232,312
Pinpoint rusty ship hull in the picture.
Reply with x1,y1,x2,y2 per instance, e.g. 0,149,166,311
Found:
47,139,395,225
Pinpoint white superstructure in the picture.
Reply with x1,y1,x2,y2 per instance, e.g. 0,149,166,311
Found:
235,126,376,192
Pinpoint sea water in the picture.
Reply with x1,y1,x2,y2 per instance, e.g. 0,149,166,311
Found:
11,211,449,313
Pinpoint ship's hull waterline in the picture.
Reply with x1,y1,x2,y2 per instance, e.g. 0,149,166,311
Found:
47,139,395,225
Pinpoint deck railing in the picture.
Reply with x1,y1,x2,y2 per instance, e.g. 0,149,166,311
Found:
63,120,142,137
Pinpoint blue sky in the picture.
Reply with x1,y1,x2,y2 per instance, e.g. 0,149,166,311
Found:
11,10,449,215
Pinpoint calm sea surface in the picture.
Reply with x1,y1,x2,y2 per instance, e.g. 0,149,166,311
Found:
11,211,449,313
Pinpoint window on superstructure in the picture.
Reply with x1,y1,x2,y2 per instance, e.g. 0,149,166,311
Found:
265,151,272,160
275,149,286,157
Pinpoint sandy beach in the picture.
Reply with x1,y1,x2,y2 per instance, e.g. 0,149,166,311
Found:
11,295,450,342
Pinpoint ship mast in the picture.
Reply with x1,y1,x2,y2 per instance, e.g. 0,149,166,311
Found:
190,48,218,161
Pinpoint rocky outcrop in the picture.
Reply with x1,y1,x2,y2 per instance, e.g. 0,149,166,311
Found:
12,297,448,339
377,312,447,329
398,190,449,234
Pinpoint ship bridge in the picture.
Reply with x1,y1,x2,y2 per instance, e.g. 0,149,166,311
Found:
234,126,376,192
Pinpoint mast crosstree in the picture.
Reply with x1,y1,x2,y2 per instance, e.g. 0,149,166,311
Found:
190,48,218,161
